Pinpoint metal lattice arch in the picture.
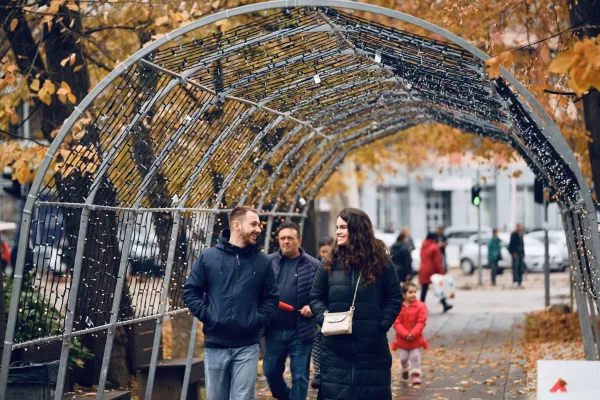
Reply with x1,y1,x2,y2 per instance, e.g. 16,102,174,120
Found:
2,1,600,398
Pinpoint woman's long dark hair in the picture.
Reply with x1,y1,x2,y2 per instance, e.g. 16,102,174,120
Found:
324,208,391,287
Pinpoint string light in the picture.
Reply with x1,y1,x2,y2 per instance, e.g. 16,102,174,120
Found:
11,6,599,357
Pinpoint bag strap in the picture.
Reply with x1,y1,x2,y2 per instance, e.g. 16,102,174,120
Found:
350,273,361,310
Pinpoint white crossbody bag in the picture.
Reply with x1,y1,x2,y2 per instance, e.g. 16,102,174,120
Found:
321,274,361,337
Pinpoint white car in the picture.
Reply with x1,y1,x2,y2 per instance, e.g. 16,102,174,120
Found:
444,225,493,268
527,230,569,267
459,232,565,275
32,244,68,274
444,225,493,249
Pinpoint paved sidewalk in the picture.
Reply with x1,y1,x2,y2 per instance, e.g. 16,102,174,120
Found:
256,270,568,399
256,312,527,399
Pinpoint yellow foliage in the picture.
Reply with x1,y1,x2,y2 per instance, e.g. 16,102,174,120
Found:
549,38,600,95
57,81,77,104
485,51,514,79
0,0,596,200
0,143,47,184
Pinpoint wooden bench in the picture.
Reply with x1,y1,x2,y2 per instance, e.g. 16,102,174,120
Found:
137,357,204,400
62,390,131,399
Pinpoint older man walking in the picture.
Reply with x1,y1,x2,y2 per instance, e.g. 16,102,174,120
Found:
509,223,526,288
264,221,319,400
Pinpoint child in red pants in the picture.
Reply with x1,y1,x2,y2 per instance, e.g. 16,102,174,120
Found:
390,282,429,385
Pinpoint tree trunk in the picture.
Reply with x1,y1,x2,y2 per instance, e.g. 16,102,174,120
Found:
1,3,133,388
569,0,600,201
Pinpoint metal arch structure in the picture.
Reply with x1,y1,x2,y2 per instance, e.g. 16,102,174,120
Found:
2,0,600,398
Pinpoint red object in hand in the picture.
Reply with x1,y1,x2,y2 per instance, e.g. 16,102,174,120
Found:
278,301,294,312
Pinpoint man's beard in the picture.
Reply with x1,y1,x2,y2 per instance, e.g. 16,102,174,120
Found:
240,229,258,246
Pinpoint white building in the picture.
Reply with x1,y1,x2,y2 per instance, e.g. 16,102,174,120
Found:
358,158,564,241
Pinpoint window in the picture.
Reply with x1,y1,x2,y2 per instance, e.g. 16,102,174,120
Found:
516,185,535,228
376,186,409,230
425,191,451,231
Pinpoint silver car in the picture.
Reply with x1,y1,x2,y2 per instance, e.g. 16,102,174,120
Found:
459,232,565,275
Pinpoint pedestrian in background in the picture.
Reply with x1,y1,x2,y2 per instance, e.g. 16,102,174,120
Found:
310,208,402,400
391,230,413,283
264,222,319,400
434,226,448,273
183,206,279,400
311,237,334,390
508,224,526,288
391,282,428,385
317,237,334,262
419,233,452,312
487,228,502,286
401,226,416,252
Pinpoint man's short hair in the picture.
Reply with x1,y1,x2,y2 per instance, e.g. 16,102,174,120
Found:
277,221,300,238
229,206,259,227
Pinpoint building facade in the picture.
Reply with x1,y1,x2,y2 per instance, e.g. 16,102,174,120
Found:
358,160,564,241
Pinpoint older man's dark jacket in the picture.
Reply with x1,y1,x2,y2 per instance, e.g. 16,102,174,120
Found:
269,248,320,343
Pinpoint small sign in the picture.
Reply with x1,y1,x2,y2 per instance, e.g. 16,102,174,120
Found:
374,53,381,63
313,74,321,84
538,360,600,399
549,379,567,393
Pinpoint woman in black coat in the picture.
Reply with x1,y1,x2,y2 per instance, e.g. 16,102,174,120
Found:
310,208,403,400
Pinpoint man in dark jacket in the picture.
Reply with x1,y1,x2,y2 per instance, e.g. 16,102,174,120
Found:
508,224,526,287
182,206,279,400
390,231,413,283
265,222,320,400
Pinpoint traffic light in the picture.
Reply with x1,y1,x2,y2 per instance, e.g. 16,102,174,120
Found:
471,184,481,207
534,179,544,204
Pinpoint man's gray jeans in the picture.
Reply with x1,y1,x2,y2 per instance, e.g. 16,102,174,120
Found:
204,344,260,400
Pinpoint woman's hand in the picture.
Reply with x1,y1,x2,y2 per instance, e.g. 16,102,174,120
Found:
406,334,414,341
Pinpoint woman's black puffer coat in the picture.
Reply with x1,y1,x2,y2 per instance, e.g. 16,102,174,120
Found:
310,259,402,400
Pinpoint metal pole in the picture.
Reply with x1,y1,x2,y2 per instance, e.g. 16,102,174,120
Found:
570,266,575,312
53,209,91,397
544,190,550,307
477,169,482,286
23,102,30,140
181,212,215,400
96,213,137,399
144,214,180,400
264,215,274,254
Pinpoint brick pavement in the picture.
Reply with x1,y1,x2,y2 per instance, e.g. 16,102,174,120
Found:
255,269,571,399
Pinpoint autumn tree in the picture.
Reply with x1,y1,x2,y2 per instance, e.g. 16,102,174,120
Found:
1,0,599,390
567,0,600,200
318,0,599,200
0,0,248,388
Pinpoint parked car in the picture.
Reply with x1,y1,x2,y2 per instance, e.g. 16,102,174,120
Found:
119,214,163,275
527,230,569,268
444,225,493,249
459,232,565,275
443,225,493,269
32,243,68,274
